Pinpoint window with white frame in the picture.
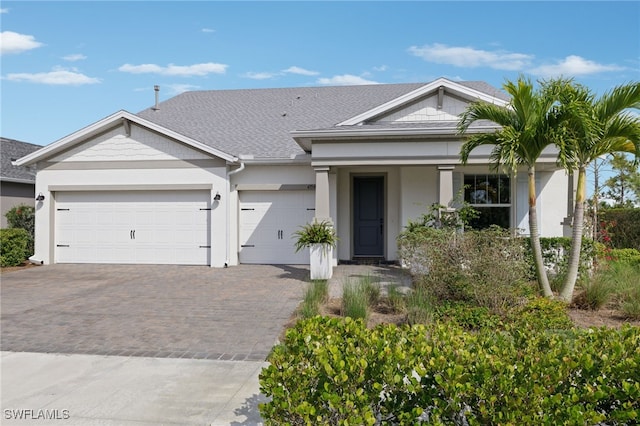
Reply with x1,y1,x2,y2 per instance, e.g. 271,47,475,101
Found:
464,174,511,229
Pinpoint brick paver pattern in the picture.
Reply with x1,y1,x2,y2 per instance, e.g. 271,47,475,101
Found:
1,264,307,361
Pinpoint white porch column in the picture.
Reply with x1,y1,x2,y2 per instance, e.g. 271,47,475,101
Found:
438,165,455,208
314,167,331,222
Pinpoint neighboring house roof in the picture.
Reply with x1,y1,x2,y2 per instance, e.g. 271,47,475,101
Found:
136,78,509,160
0,138,41,184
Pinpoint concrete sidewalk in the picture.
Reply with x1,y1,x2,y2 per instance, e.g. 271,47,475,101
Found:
1,351,266,425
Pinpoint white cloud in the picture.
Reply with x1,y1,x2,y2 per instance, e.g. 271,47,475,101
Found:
166,83,200,95
5,68,100,85
1,8,9,13
317,74,379,86
408,43,533,71
283,66,319,76
373,65,388,72
63,53,87,62
201,28,215,33
119,63,163,74
530,55,624,77
0,31,44,55
118,62,227,76
244,71,277,80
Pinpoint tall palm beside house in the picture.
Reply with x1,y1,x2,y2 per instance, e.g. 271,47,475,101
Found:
458,76,567,298
557,81,640,302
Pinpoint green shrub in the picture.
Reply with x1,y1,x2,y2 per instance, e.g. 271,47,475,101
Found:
342,279,369,320
260,317,640,425
599,208,640,250
4,204,35,255
5,204,35,233
610,248,640,267
436,301,501,330
0,228,31,267
506,297,574,332
399,226,531,310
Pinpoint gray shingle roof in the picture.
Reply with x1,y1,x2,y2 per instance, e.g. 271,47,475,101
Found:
136,80,508,159
1,138,41,182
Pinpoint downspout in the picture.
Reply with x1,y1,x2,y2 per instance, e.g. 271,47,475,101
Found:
225,162,245,267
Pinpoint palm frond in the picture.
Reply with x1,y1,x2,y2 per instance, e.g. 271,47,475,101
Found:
595,82,640,121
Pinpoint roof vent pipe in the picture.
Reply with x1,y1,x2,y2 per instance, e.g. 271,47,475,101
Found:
153,85,160,110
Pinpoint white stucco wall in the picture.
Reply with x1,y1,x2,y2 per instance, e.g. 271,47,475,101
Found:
537,170,570,237
514,170,569,237
399,166,439,228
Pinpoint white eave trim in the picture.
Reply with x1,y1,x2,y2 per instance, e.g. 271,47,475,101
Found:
236,153,312,165
337,78,509,126
15,110,238,166
292,124,501,151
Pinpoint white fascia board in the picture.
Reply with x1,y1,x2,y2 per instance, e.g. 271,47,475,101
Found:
15,110,237,166
236,153,312,165
293,123,500,139
292,123,501,152
337,78,509,126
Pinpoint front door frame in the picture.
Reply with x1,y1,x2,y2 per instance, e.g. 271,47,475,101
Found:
352,174,385,259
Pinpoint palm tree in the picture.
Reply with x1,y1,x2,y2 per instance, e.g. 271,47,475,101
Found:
557,82,640,302
458,76,567,298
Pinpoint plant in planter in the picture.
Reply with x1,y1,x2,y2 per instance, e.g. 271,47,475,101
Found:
293,220,338,280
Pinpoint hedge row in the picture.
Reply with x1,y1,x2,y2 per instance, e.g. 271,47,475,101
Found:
599,208,640,250
260,314,639,425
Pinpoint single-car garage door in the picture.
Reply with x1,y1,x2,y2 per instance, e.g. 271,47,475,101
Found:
55,190,210,265
239,190,315,264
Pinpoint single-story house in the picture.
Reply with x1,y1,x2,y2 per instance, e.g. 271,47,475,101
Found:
1,138,41,228
16,78,575,267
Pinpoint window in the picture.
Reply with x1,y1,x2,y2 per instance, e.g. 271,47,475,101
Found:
464,174,511,229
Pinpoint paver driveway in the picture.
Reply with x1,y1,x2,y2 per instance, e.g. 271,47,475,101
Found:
1,264,308,361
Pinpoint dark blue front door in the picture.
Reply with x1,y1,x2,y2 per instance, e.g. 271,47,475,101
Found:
353,176,384,257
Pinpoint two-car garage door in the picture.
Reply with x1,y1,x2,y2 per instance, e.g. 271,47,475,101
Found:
55,191,210,265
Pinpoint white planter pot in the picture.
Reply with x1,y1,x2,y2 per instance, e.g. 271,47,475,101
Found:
310,244,333,280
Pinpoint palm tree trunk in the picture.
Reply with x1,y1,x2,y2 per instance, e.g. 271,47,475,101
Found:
528,167,553,297
560,166,587,302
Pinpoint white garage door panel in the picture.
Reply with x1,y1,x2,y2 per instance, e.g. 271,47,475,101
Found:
55,191,210,265
239,190,315,264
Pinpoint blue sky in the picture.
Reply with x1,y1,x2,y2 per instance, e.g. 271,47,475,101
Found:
1,1,639,148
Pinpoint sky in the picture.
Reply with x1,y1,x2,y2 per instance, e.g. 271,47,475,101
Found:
1,1,639,150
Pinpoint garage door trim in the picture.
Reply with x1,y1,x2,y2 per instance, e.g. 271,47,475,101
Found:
49,184,213,191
